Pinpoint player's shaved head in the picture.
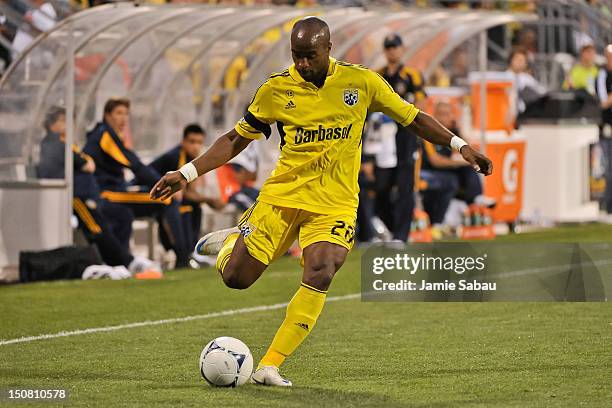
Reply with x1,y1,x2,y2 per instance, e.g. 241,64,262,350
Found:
290,17,332,86
291,16,330,48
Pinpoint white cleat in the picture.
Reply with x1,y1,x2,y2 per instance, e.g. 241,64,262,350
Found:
250,366,293,387
195,227,240,256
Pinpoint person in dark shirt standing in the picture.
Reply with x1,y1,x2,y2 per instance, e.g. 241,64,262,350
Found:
375,33,427,242
83,98,190,269
149,124,224,249
597,44,612,214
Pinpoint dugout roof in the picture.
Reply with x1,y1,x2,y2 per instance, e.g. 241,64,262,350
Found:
0,3,535,184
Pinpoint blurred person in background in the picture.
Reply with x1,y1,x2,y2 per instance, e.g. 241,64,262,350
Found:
84,98,191,269
149,124,225,248
516,28,537,70
573,14,595,55
37,106,159,275
429,65,451,87
0,13,14,74
597,44,612,215
565,44,599,95
226,164,259,211
507,48,546,113
374,33,427,242
225,141,260,212
449,48,469,87
11,0,57,56
356,129,378,243
420,101,491,235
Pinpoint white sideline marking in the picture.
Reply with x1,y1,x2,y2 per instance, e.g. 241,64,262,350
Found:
0,293,360,347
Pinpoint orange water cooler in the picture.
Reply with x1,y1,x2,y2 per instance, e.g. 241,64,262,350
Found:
469,72,525,224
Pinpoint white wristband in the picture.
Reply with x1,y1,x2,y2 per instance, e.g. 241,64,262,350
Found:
450,135,468,152
178,162,198,183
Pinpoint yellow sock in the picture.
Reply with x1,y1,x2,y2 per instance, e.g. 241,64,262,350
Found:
215,233,239,275
258,283,327,369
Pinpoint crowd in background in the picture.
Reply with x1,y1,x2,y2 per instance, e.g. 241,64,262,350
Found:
1,0,610,78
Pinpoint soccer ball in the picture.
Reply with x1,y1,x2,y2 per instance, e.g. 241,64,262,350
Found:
199,337,253,387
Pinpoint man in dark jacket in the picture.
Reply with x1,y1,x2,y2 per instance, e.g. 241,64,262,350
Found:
375,33,427,242
83,98,190,268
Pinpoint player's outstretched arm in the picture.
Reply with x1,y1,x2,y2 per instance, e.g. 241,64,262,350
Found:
407,111,493,176
150,129,252,200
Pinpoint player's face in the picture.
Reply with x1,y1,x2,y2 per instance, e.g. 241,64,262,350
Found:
182,132,205,159
291,42,330,83
383,45,403,64
105,105,129,133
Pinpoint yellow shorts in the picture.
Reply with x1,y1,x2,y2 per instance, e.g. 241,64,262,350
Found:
237,200,356,266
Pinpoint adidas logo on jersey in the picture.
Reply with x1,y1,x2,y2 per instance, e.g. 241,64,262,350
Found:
285,100,296,109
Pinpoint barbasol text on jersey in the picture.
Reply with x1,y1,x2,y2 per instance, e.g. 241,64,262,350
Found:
294,124,353,145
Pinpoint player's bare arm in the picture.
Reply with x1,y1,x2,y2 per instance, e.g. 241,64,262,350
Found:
407,111,493,176
150,128,252,200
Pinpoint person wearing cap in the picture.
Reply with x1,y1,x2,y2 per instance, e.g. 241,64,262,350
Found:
597,44,612,215
373,33,427,242
37,106,160,276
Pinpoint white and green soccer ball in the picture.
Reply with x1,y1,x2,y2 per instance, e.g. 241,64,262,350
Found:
199,337,253,387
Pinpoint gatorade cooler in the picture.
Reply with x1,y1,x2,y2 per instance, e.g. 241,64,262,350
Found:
482,131,526,223
469,71,516,132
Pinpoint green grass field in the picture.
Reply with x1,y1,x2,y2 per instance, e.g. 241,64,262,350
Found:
1,224,611,407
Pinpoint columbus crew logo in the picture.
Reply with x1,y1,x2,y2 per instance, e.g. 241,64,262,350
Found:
343,89,358,106
239,222,256,237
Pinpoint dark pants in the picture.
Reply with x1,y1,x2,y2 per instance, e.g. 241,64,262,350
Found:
375,163,415,241
161,203,202,252
129,202,191,268
73,197,133,267
187,204,202,248
421,167,483,224
454,166,483,204
601,136,612,213
100,200,134,251
357,171,376,242
101,198,191,269
421,170,459,225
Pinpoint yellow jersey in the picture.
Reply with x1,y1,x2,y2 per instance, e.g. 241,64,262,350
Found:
234,57,420,215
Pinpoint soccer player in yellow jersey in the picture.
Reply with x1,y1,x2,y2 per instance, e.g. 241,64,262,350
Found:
151,17,492,386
